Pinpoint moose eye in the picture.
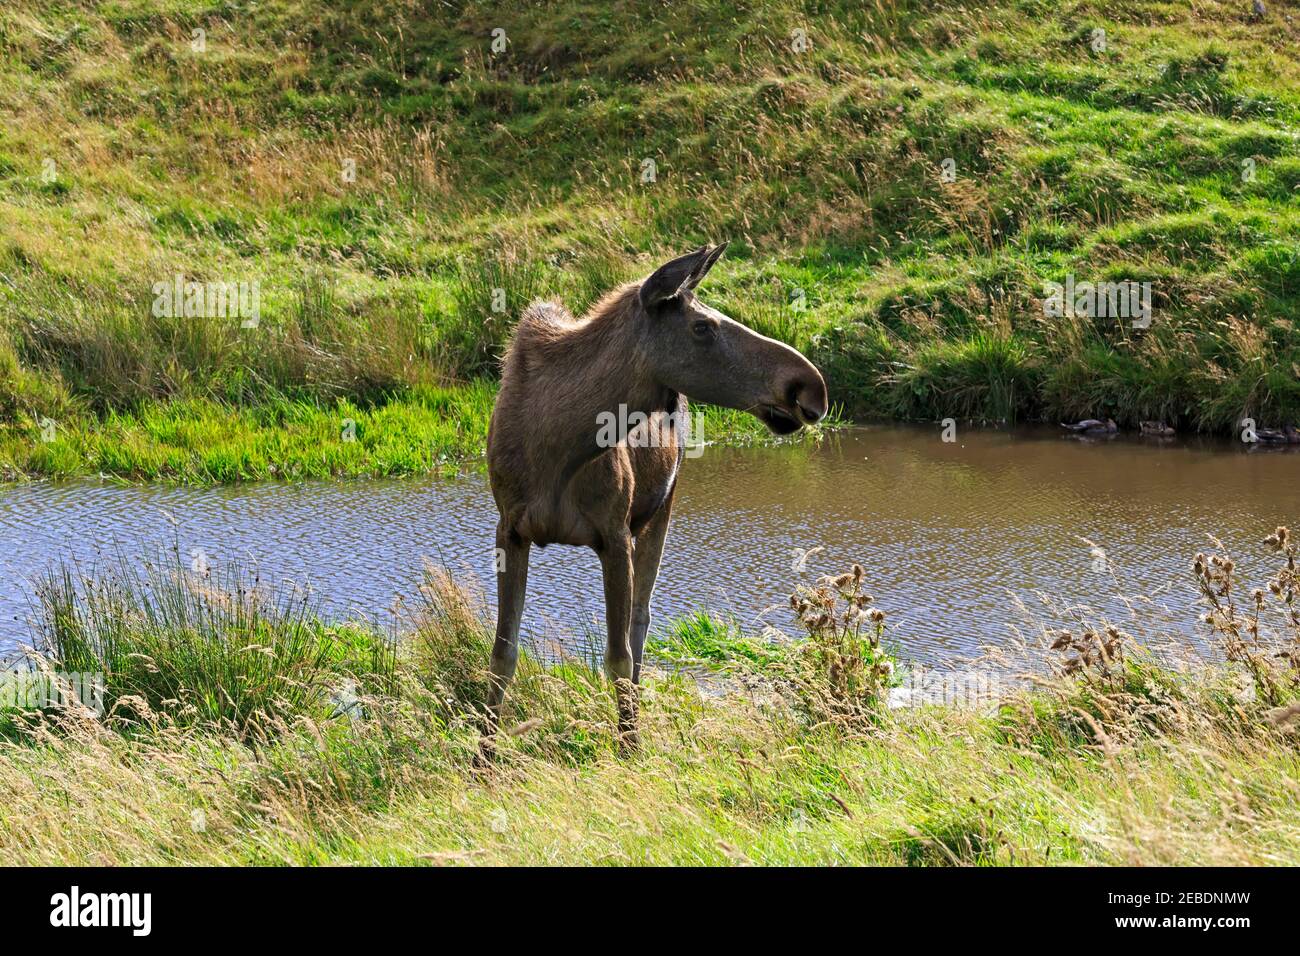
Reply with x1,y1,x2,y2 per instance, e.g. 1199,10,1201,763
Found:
691,320,715,340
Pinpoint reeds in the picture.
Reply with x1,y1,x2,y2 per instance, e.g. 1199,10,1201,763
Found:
31,550,395,734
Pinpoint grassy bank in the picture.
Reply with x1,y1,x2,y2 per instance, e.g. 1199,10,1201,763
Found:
2,532,1298,866
0,383,837,482
2,1,1299,482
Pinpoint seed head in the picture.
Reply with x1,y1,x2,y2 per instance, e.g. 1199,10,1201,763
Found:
1264,526,1291,551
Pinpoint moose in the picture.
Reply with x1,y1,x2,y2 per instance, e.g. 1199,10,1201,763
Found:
484,243,828,751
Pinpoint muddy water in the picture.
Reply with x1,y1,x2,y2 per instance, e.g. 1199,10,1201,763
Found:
2,425,1296,664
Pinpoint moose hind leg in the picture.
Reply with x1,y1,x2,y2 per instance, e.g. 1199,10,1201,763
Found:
599,531,638,750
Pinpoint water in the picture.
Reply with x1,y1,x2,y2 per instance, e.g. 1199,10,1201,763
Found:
2,425,1296,664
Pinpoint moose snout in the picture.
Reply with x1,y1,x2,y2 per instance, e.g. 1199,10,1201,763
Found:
784,370,828,425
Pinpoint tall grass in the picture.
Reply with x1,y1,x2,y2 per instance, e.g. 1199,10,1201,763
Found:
32,552,395,733
443,248,547,378
888,331,1040,424
3,537,1300,865
4,272,436,410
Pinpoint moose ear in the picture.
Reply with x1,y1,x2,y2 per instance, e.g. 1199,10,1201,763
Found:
639,245,710,310
683,241,728,291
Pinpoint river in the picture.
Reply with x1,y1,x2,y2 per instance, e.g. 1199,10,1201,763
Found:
2,424,1296,665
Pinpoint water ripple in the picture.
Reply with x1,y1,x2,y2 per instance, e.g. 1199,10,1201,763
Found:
2,425,1295,664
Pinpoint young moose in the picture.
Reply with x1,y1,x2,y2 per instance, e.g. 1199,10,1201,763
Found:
485,243,828,749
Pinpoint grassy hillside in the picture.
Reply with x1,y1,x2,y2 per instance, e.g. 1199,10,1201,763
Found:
2,0,1299,480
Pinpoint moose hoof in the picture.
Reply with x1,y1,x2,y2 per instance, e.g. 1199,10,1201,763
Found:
612,677,639,753
473,735,499,770
617,724,641,755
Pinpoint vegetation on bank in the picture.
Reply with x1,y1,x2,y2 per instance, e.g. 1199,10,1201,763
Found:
1,531,1297,865
2,1,1299,481
0,381,828,482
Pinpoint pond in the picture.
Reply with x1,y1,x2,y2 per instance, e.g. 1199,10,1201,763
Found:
2,424,1296,666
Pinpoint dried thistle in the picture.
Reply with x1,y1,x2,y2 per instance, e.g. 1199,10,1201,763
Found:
783,563,898,730
1194,533,1300,707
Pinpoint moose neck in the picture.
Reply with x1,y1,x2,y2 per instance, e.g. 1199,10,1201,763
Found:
543,291,679,494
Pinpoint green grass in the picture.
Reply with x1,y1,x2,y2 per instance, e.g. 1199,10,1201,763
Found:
647,609,790,671
2,0,1299,483
30,552,396,732
3,558,1299,866
0,384,842,482
0,385,496,481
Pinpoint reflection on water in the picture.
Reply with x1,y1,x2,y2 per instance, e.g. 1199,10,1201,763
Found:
2,425,1296,664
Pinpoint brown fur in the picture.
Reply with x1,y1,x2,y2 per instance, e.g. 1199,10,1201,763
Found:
490,284,682,549
481,245,827,752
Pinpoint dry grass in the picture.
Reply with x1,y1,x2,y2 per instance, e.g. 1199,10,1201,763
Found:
2,544,1299,866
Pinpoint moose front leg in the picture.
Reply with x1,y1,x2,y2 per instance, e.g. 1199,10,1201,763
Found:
630,492,674,684
599,531,638,750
